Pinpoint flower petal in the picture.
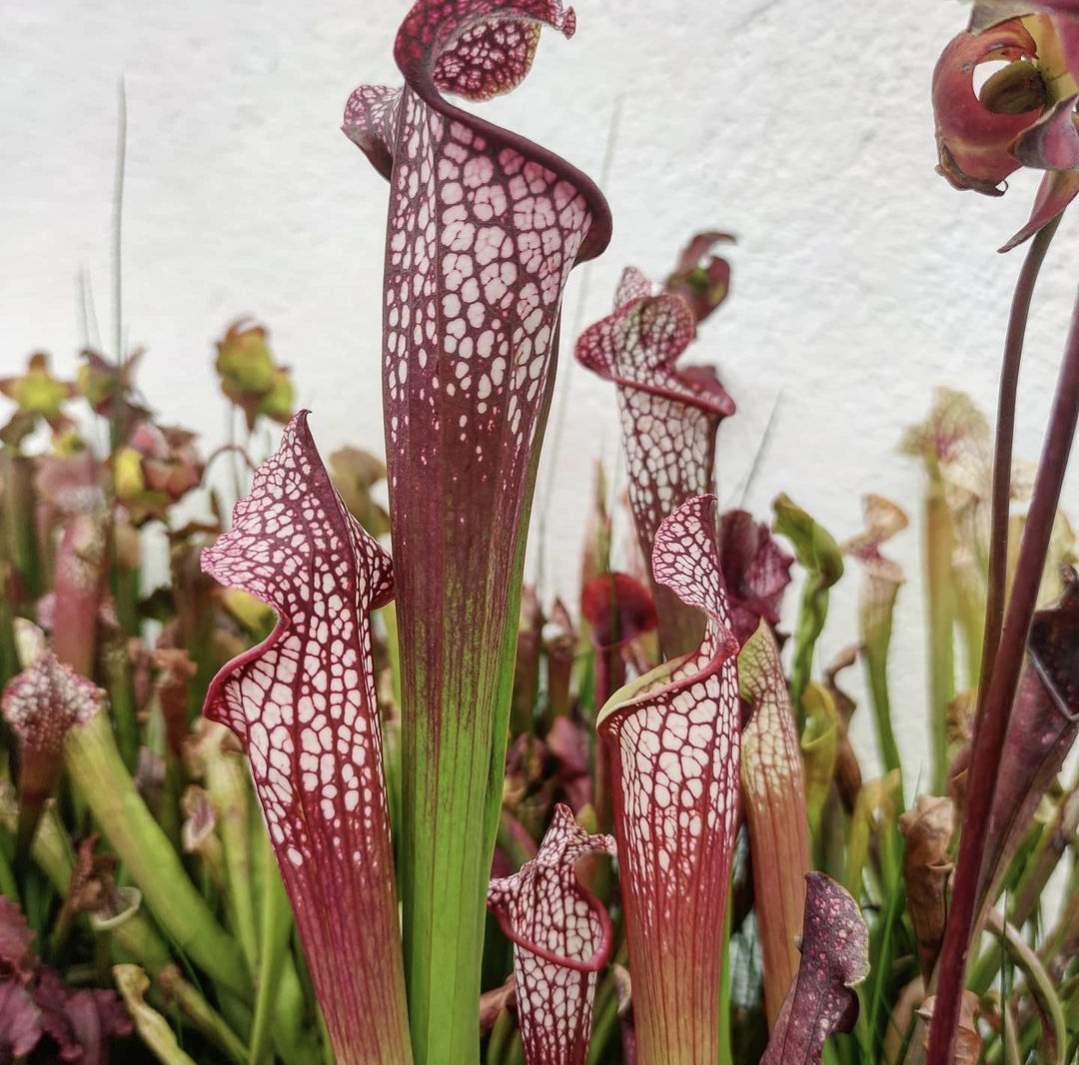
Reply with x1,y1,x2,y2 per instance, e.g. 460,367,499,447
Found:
1000,166,1079,249
971,1,1079,36
718,509,794,647
0,897,35,980
202,411,411,1065
0,980,41,1058
932,21,1043,194
1012,92,1079,168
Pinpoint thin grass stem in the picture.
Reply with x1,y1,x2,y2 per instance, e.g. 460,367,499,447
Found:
928,278,1079,1065
978,217,1061,697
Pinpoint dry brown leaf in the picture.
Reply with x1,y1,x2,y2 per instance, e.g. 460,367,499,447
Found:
918,990,981,1064
882,977,926,1064
899,795,955,977
478,974,516,1036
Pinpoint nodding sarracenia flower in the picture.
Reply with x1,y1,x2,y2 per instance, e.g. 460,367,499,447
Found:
933,3,1079,249
718,508,794,649
343,3,611,1061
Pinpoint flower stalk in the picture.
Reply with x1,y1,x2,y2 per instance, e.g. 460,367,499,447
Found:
928,283,1079,1065
979,216,1061,692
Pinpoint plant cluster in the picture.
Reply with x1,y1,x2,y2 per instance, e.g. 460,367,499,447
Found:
2,2,1079,1064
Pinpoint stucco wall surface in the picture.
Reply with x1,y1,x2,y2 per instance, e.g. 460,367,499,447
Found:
3,0,1079,784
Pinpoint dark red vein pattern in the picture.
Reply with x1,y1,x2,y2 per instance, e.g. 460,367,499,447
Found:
202,412,411,1065
576,269,734,657
344,3,611,1058
597,495,740,1065
488,805,615,1065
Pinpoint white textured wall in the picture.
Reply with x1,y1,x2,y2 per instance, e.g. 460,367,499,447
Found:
4,0,1079,785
